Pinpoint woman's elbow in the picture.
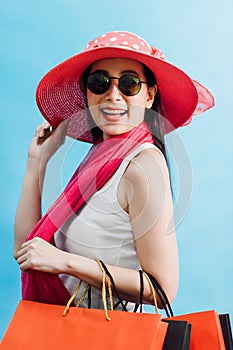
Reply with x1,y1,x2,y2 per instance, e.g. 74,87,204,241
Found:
144,276,179,309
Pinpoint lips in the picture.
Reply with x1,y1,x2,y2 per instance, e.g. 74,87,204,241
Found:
100,107,127,121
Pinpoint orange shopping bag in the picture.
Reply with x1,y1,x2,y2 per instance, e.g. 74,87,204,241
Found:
1,261,168,350
0,300,168,350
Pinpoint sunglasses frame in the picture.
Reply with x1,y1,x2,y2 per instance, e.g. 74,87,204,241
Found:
87,72,148,96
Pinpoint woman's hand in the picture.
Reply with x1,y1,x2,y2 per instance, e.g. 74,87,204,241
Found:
28,119,69,165
16,237,69,274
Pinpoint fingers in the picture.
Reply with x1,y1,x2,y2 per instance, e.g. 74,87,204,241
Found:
34,119,69,145
35,121,51,138
16,241,31,258
35,121,53,145
16,241,33,266
16,238,41,271
16,246,29,270
15,237,65,274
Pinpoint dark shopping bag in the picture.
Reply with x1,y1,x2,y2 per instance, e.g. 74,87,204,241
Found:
162,319,192,350
219,314,233,350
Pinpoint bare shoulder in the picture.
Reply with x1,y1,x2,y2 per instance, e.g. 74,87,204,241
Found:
123,147,169,185
118,147,171,213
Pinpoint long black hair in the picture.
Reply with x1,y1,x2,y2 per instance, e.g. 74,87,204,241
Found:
142,64,168,164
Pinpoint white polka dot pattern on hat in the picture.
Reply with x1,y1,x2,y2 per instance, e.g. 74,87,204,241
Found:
84,31,156,55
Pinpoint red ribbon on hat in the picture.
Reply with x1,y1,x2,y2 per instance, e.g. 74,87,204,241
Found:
151,47,166,60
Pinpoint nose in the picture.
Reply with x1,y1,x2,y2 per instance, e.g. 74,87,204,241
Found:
105,79,123,102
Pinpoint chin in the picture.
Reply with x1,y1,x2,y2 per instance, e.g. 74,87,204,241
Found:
103,124,134,138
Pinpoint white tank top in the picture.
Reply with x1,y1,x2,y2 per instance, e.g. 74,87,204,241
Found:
54,142,161,310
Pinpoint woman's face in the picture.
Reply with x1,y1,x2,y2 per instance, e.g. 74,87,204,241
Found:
86,58,157,140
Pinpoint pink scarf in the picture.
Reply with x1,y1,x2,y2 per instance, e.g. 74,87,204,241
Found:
22,122,154,304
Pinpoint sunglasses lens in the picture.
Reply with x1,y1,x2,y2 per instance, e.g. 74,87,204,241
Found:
87,73,110,94
119,75,141,96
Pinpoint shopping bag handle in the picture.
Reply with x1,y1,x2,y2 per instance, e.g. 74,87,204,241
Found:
63,261,164,320
142,271,159,314
98,261,159,315
98,260,128,312
96,259,114,320
141,271,174,317
63,260,120,320
63,280,90,317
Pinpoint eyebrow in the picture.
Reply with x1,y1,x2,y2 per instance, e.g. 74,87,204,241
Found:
120,70,140,75
90,69,108,75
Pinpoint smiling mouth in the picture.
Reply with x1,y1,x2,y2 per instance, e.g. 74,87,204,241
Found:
100,107,128,120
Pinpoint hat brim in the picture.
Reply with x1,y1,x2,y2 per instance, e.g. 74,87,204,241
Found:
36,46,198,142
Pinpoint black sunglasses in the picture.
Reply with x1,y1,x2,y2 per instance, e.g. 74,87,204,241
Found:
87,72,148,96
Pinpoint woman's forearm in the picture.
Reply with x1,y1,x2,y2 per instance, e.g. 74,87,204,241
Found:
16,237,173,308
64,253,157,306
14,157,46,256
14,121,69,256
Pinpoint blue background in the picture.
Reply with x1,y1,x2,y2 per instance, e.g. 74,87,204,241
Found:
1,0,232,338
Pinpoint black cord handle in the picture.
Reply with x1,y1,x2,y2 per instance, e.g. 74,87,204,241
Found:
141,271,174,317
99,260,128,312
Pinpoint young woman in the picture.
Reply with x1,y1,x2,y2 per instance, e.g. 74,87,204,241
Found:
14,31,214,310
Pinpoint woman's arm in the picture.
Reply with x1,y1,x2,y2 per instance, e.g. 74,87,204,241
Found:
125,148,179,303
16,147,178,307
14,120,68,257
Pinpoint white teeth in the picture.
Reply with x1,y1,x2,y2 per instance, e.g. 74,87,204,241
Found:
102,108,126,115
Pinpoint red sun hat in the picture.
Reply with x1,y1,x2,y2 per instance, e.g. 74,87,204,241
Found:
36,30,215,143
